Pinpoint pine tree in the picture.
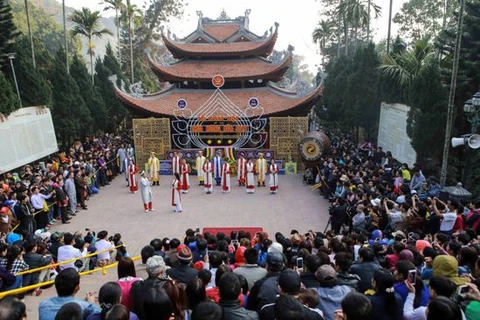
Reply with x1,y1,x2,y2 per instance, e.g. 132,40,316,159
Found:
0,71,17,114
70,54,107,133
11,36,52,107
95,43,128,132
0,0,20,67
48,48,92,145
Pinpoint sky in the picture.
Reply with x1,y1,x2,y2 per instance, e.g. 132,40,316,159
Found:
60,0,407,73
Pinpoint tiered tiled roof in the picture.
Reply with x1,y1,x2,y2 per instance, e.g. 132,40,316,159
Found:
162,29,278,58
113,84,323,118
148,55,292,82
203,24,241,41
113,11,322,119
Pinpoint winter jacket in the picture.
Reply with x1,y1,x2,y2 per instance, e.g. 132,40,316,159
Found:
219,299,259,320
247,272,280,312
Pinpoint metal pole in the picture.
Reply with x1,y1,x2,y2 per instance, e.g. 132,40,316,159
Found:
7,54,22,108
440,0,465,186
24,0,36,69
63,0,69,74
386,0,393,54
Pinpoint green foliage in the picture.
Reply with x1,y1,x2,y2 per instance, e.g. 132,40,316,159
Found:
69,7,113,82
11,36,52,107
70,54,107,133
136,0,184,46
404,63,448,163
95,43,128,132
0,71,17,114
9,0,82,56
48,48,92,144
437,1,480,189
379,38,436,87
393,0,458,44
320,43,382,141
0,0,19,67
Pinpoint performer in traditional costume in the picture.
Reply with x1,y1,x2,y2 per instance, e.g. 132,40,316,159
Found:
147,152,160,186
256,153,268,187
180,158,190,194
171,151,181,176
196,150,206,186
127,159,138,193
221,158,231,193
246,158,255,194
124,154,132,187
202,158,213,194
126,143,135,162
213,152,223,186
269,159,279,194
172,173,182,213
139,171,154,212
237,153,246,186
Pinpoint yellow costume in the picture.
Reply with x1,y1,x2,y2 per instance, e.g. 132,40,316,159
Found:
148,153,160,184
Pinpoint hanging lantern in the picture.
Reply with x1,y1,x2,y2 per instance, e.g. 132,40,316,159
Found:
207,140,212,145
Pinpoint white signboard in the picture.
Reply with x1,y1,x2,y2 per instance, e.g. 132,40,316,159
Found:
0,106,58,173
377,102,417,167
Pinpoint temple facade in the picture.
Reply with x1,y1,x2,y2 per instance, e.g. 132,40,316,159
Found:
113,10,322,167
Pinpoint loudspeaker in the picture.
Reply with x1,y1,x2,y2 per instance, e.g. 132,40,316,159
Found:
451,134,480,149
451,137,466,148
468,134,480,149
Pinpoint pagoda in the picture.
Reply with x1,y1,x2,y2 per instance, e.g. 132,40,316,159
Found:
112,9,322,158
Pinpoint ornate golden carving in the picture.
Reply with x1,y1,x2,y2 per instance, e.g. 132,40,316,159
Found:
133,118,171,166
269,117,308,168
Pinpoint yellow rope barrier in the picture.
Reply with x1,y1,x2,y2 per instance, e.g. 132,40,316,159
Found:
14,244,126,276
0,255,141,299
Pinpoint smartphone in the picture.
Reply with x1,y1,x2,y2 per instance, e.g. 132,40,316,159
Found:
458,285,469,297
296,257,304,270
408,269,416,285
195,227,200,233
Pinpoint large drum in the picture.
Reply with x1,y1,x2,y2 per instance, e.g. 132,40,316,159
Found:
298,131,331,166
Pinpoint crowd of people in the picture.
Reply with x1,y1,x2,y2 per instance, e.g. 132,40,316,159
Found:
1,130,480,320
0,133,132,294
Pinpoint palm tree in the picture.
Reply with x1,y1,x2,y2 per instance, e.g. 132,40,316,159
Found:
379,38,435,88
69,8,113,84
24,0,36,68
103,0,125,64
312,20,334,68
338,0,381,51
123,0,141,83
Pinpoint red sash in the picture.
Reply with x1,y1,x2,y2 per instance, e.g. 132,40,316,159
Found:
181,164,189,190
203,163,212,188
172,180,181,205
222,164,229,191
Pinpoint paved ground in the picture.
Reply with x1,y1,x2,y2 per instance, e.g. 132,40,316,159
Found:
23,173,330,317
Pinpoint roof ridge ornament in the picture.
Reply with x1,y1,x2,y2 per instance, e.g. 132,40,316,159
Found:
244,9,251,30
197,11,203,29
218,9,230,20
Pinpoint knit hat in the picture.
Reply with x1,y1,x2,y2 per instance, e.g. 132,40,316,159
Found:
315,264,337,285
177,246,193,262
193,261,204,271
278,269,301,294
